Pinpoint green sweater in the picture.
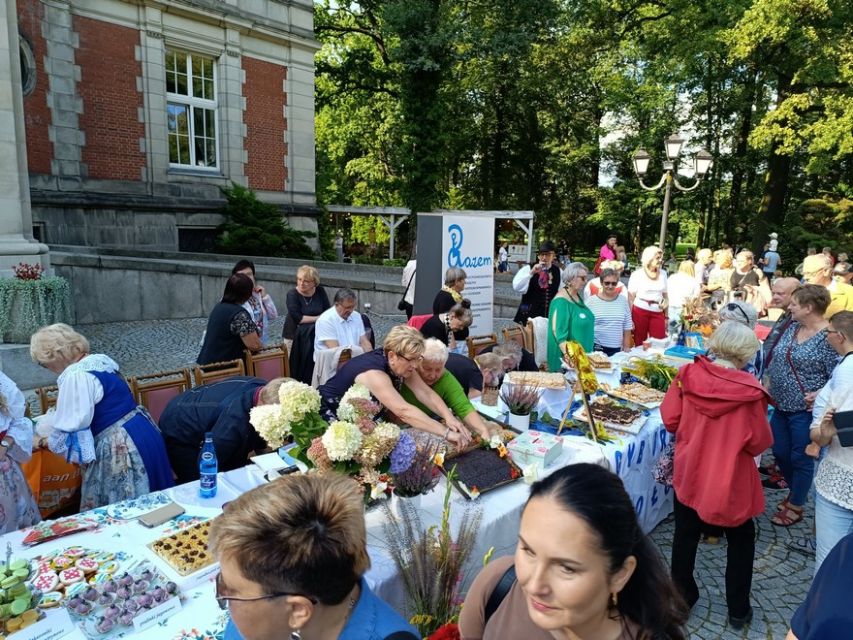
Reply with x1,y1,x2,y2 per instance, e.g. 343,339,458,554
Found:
401,370,475,419
547,295,595,372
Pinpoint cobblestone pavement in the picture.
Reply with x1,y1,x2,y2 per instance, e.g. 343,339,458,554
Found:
64,315,812,638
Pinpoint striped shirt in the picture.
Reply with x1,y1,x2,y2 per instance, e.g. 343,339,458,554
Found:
586,294,633,349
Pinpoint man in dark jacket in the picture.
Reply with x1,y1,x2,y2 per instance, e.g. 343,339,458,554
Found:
159,376,286,483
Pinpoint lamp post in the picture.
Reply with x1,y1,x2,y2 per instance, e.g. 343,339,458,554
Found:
632,134,713,253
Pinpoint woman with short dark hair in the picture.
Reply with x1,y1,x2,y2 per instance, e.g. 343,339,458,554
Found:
198,273,262,365
210,473,419,640
232,259,278,345
420,301,473,355
460,463,687,639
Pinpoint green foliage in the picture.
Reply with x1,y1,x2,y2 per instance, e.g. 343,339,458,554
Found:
215,183,315,258
0,276,74,344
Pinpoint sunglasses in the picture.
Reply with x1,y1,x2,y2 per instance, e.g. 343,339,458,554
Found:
602,281,619,287
725,303,750,324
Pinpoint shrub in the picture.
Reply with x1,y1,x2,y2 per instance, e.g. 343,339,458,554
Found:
215,183,315,258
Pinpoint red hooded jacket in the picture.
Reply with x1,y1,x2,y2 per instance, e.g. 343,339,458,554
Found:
660,356,773,527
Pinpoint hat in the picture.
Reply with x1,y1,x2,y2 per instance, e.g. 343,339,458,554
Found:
720,300,758,329
537,240,556,254
769,232,778,240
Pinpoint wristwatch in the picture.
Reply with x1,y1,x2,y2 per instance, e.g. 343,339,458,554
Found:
0,438,10,449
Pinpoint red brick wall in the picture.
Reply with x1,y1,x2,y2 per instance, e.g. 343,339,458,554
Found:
75,16,145,181
243,56,287,191
17,0,52,175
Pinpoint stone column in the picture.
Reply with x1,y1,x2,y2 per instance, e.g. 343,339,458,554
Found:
0,0,49,274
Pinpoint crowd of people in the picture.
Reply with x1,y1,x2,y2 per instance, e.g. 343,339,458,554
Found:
0,236,851,639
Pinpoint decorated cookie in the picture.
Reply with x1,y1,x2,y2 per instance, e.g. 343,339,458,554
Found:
64,547,86,558
93,552,115,563
37,591,63,609
65,581,88,599
75,558,99,574
51,556,74,571
59,567,84,585
88,572,111,585
99,561,119,574
31,571,59,593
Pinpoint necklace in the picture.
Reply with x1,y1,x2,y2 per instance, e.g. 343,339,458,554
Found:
564,286,580,303
299,290,315,305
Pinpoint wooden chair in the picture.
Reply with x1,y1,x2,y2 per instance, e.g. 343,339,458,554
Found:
245,344,290,381
192,359,246,387
502,325,527,351
466,333,498,359
36,385,59,415
130,368,192,425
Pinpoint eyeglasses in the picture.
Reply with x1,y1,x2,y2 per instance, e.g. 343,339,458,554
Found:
395,352,423,364
725,303,750,324
214,572,316,611
602,281,619,287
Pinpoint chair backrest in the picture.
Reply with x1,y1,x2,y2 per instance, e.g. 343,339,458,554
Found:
192,359,246,387
130,369,192,425
502,326,527,351
466,333,498,359
337,347,352,371
246,344,290,381
523,320,536,361
36,385,59,414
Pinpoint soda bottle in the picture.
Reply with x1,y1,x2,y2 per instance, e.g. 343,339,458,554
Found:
199,432,218,498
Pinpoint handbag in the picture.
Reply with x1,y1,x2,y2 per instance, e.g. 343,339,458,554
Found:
398,268,416,311
652,436,675,487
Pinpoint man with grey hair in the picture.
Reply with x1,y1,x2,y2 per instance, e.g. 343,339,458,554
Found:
313,287,372,360
479,340,538,372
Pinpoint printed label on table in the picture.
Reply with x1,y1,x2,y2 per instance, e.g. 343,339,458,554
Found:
15,608,79,640
132,595,182,632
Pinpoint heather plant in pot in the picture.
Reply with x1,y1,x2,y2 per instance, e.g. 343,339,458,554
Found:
499,384,541,432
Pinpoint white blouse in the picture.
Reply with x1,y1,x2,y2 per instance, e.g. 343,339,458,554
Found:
0,372,34,464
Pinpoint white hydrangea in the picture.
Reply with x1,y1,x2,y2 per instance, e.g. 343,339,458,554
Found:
337,383,374,422
321,421,364,461
249,404,291,448
278,380,321,424
372,421,400,442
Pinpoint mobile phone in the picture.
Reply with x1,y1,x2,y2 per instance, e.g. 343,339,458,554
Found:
137,502,185,528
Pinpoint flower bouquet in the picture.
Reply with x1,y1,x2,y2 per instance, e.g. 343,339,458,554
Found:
248,380,328,461
306,384,417,500
392,440,441,498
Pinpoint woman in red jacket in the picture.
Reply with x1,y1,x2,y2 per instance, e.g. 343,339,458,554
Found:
661,321,773,632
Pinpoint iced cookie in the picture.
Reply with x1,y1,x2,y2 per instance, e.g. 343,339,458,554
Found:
59,567,84,585
75,558,99,574
31,571,59,593
51,556,73,571
37,591,63,609
64,547,86,558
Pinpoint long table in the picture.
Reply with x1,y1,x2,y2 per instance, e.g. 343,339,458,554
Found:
1,363,673,638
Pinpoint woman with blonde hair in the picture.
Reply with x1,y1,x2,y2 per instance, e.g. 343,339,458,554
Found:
30,324,173,510
667,261,700,325
662,321,772,630
706,250,734,305
318,325,472,446
0,373,40,533
211,473,418,640
283,265,331,383
628,246,668,343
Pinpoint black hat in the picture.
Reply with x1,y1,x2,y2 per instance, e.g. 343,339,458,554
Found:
538,240,556,254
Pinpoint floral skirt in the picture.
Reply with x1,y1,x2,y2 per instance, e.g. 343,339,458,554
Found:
80,424,151,512
0,457,41,534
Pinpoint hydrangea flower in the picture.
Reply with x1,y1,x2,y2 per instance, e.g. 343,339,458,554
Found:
249,404,290,447
321,421,363,461
389,431,417,474
278,381,321,424
337,383,376,422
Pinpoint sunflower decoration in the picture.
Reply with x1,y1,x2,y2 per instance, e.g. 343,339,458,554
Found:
561,341,599,394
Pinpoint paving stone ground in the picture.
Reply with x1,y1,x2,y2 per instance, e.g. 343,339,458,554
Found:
58,314,812,638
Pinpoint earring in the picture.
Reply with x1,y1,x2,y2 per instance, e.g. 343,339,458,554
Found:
610,592,618,608
290,631,301,640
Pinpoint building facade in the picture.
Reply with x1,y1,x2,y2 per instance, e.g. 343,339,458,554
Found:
16,0,319,251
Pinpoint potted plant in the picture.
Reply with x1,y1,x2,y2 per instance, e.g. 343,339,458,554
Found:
0,263,73,344
390,441,441,512
499,384,541,432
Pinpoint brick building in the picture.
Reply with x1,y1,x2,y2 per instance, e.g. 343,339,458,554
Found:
15,0,319,251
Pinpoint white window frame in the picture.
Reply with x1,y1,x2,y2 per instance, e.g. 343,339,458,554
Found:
165,49,220,171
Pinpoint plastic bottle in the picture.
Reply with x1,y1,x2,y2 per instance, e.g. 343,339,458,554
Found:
199,432,218,498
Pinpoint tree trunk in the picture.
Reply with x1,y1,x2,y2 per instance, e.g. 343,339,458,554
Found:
754,73,793,249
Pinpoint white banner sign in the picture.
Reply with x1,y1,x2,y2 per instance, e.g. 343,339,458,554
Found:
441,215,495,335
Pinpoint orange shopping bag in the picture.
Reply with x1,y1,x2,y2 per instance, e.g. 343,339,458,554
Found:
21,449,82,518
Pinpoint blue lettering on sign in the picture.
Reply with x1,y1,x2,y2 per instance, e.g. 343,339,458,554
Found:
663,484,672,496
637,440,645,465
447,224,493,269
614,450,623,475
627,442,636,467
659,427,667,452
635,496,644,516
651,485,659,506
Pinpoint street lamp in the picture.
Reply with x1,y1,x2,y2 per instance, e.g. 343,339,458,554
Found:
633,135,713,253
